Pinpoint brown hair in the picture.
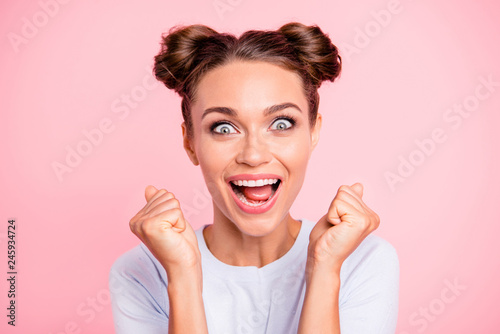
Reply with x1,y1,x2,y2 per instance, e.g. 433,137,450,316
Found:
153,22,341,137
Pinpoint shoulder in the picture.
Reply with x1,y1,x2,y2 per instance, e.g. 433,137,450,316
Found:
109,243,168,297
335,235,399,333
339,234,399,306
109,245,170,331
342,233,399,280
350,233,398,265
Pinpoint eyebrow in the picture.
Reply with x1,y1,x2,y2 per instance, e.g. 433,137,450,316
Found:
201,102,302,119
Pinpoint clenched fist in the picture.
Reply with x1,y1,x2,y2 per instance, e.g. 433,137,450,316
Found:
308,183,380,273
129,185,201,272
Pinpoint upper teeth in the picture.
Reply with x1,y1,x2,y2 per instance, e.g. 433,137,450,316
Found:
231,179,279,187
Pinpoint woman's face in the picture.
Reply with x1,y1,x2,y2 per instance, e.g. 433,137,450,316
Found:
183,60,321,236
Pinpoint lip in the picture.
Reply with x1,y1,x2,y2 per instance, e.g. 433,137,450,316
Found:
226,173,283,214
226,173,282,183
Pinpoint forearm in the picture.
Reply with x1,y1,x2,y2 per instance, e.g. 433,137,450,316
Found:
166,265,208,334
298,264,341,334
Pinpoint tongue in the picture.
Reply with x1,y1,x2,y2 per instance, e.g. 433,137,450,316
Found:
242,185,273,201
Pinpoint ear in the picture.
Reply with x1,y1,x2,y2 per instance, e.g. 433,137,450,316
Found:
181,122,199,166
311,113,322,150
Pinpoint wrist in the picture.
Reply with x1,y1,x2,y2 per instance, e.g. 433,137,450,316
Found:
299,260,341,334
167,269,204,310
305,247,343,282
166,263,208,334
166,262,203,289
167,279,203,300
305,261,341,286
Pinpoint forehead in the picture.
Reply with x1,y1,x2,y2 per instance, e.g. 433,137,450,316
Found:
192,60,307,115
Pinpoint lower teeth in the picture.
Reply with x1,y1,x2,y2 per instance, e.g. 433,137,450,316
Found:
232,185,276,207
237,193,266,207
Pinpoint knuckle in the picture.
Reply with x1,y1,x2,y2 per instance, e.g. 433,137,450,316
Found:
171,207,183,217
141,220,156,236
357,215,370,229
170,197,180,207
330,197,344,209
156,188,168,197
365,215,379,230
338,185,350,193
129,216,139,230
331,197,340,205
335,190,350,201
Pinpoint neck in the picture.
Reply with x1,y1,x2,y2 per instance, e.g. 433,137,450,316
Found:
203,209,301,268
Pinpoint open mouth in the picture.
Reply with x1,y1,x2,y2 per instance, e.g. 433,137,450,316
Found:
227,176,282,214
230,178,281,206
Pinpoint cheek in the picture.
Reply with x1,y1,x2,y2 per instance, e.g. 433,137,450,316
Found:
196,151,227,206
194,136,235,185
271,135,312,169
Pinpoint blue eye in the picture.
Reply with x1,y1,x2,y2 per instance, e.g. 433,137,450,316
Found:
213,123,237,134
270,118,293,131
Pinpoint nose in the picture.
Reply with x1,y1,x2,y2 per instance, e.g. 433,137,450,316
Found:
235,132,272,167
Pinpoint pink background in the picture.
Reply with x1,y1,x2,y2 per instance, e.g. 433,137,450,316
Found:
1,0,499,333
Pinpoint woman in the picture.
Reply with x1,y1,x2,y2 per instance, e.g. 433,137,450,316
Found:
110,22,399,333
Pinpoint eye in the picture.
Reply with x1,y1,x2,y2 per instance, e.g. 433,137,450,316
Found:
270,118,294,131
212,122,238,134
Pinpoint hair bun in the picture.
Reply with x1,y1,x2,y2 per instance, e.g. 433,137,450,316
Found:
153,24,219,93
279,22,341,87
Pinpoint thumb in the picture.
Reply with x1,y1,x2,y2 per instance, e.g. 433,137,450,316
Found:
145,185,158,202
351,182,364,198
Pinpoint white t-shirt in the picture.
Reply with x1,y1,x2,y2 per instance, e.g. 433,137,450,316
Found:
109,219,399,333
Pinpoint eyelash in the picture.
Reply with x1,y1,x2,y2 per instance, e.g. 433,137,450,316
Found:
271,115,297,130
209,115,297,134
210,121,238,134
